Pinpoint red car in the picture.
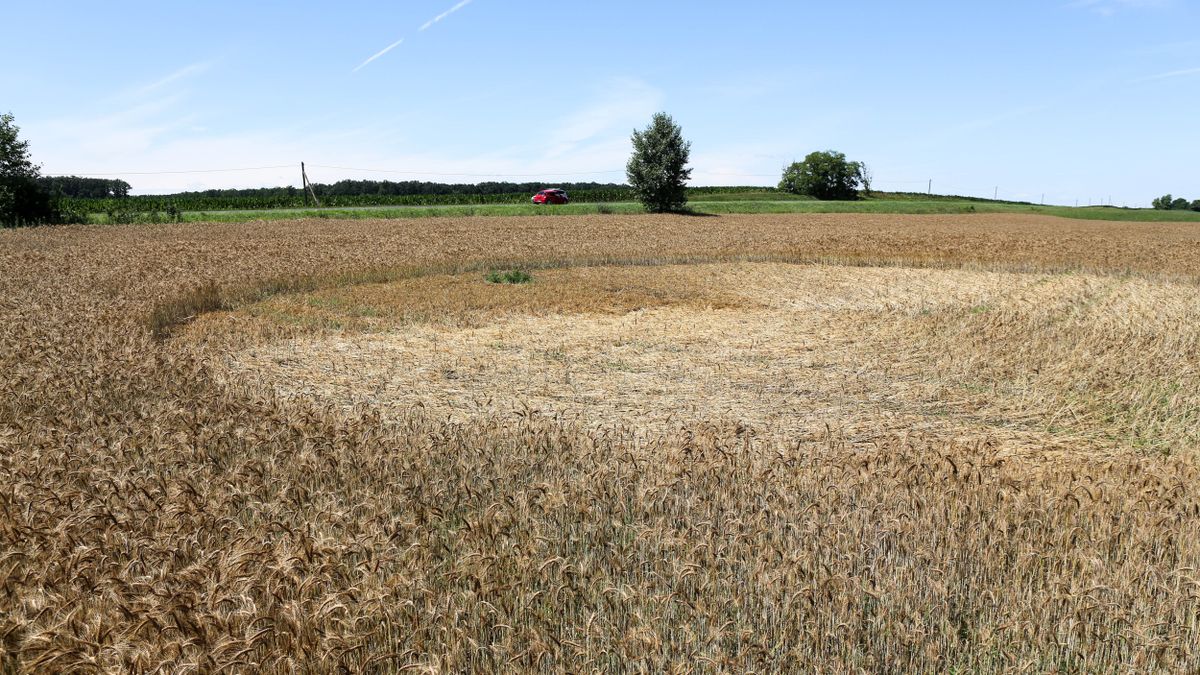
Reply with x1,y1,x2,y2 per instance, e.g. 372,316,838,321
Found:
532,188,569,205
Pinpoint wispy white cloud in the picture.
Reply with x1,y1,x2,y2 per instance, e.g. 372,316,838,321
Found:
128,62,211,97
421,0,474,31
56,62,223,157
352,37,405,73
942,104,1050,136
35,96,199,159
1124,39,1200,57
1134,66,1200,82
543,78,663,160
1067,0,1171,15
689,143,790,185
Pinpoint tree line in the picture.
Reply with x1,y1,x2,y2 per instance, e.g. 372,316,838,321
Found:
1151,194,1200,211
37,176,131,199
155,180,630,201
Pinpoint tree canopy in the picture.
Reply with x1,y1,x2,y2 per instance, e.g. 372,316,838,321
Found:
38,176,131,199
626,112,692,213
779,151,867,201
1152,194,1200,211
1,112,61,227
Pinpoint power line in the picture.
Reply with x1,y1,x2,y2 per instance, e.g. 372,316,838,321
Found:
691,171,780,177
310,164,625,177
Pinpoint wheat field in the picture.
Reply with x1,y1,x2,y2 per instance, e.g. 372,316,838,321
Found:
3,213,1200,672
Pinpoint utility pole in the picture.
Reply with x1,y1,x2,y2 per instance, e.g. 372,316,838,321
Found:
994,186,998,200
1041,193,1044,205
301,163,308,207
301,162,321,207
927,179,931,195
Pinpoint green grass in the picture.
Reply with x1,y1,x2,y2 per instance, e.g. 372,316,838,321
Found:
693,200,1200,221
485,269,533,284
686,190,815,202
82,192,1200,224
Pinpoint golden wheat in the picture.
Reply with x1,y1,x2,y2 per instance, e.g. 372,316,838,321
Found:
216,262,1200,455
2,212,1199,672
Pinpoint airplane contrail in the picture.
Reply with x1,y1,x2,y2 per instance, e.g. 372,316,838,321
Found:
352,37,405,73
353,0,477,73
421,0,474,31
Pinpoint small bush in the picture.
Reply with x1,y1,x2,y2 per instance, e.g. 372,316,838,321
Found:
596,203,615,214
485,269,532,284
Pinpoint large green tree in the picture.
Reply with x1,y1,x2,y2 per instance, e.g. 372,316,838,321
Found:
779,150,866,201
1,112,58,227
626,112,692,213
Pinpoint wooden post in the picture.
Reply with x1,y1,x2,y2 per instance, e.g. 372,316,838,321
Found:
301,163,309,207
301,162,321,207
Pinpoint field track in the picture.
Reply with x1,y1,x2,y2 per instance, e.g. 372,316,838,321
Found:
3,213,1200,671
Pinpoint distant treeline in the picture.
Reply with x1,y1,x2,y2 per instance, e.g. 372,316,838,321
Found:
38,176,132,199
55,179,772,212
1151,194,1200,211
317,180,629,197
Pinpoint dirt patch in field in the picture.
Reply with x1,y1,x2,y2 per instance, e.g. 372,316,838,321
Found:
221,262,1200,455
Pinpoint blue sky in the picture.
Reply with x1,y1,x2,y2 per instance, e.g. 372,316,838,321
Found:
2,1,1197,205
